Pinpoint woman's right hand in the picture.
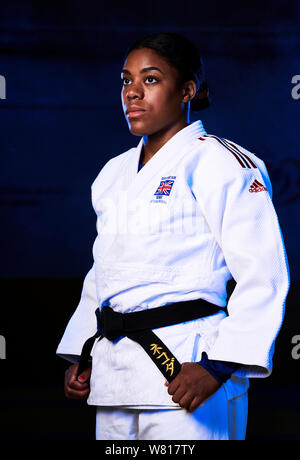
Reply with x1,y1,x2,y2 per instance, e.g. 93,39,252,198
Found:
64,362,92,400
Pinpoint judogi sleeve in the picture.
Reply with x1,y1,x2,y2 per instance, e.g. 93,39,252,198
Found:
56,263,99,363
56,157,119,363
193,141,290,378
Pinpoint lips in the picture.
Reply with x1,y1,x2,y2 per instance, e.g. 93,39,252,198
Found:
126,106,146,118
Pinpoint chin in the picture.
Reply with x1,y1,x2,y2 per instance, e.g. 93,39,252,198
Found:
127,121,150,137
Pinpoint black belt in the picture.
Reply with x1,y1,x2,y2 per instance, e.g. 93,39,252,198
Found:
76,298,226,382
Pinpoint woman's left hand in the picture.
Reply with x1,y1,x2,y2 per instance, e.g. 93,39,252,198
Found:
165,362,221,413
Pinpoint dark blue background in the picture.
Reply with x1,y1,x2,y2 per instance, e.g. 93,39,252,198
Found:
0,0,299,440
1,0,299,277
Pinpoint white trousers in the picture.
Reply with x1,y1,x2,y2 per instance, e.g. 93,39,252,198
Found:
95,387,248,441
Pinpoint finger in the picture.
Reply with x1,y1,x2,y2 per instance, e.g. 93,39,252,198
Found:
178,392,194,410
66,363,79,383
65,365,89,391
65,386,90,400
77,367,92,383
69,379,90,391
171,386,186,404
65,382,89,398
187,396,202,413
167,377,181,395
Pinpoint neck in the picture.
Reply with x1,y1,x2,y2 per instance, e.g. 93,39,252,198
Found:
141,115,190,164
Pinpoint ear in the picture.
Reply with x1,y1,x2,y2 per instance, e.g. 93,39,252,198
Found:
182,80,197,103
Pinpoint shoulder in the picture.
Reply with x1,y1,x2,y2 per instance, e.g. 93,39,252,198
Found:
192,134,261,171
188,133,273,198
191,133,269,182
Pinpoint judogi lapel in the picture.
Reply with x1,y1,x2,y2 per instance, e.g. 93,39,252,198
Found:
124,120,207,195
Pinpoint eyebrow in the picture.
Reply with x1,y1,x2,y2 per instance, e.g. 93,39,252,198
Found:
121,66,164,75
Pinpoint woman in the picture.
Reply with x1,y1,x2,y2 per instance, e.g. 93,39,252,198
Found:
57,32,290,440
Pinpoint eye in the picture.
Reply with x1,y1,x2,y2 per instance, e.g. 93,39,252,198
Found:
145,75,158,84
121,77,131,86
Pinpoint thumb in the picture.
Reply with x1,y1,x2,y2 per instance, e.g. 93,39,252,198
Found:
78,368,91,383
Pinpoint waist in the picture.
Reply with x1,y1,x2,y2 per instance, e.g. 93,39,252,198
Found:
97,298,227,341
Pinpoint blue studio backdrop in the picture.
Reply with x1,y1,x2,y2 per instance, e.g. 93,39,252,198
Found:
0,0,299,440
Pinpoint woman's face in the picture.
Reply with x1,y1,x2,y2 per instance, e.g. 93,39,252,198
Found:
121,48,187,137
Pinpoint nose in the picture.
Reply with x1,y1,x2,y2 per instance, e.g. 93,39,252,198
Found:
125,83,144,101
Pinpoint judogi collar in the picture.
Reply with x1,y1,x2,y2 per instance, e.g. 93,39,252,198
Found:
126,120,207,193
139,120,207,155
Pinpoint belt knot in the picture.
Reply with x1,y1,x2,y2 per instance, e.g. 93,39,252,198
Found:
97,306,124,341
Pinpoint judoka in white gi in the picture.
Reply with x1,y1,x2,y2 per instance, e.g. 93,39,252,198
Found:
57,33,290,440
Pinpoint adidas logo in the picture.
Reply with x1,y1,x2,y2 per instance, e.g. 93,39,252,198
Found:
249,179,267,193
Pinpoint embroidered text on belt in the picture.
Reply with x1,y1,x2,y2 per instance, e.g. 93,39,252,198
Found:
76,298,226,382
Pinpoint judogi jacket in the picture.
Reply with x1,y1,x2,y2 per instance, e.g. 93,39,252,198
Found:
56,120,290,408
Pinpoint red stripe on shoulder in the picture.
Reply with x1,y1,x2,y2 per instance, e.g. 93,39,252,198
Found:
204,134,247,168
225,140,257,168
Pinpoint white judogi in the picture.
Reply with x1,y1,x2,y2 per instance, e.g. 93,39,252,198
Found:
57,120,289,413
95,389,248,440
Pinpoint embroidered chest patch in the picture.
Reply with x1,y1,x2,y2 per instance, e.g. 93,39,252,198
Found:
154,176,176,199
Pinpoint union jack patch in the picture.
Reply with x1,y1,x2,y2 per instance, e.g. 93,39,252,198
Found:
154,176,176,197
